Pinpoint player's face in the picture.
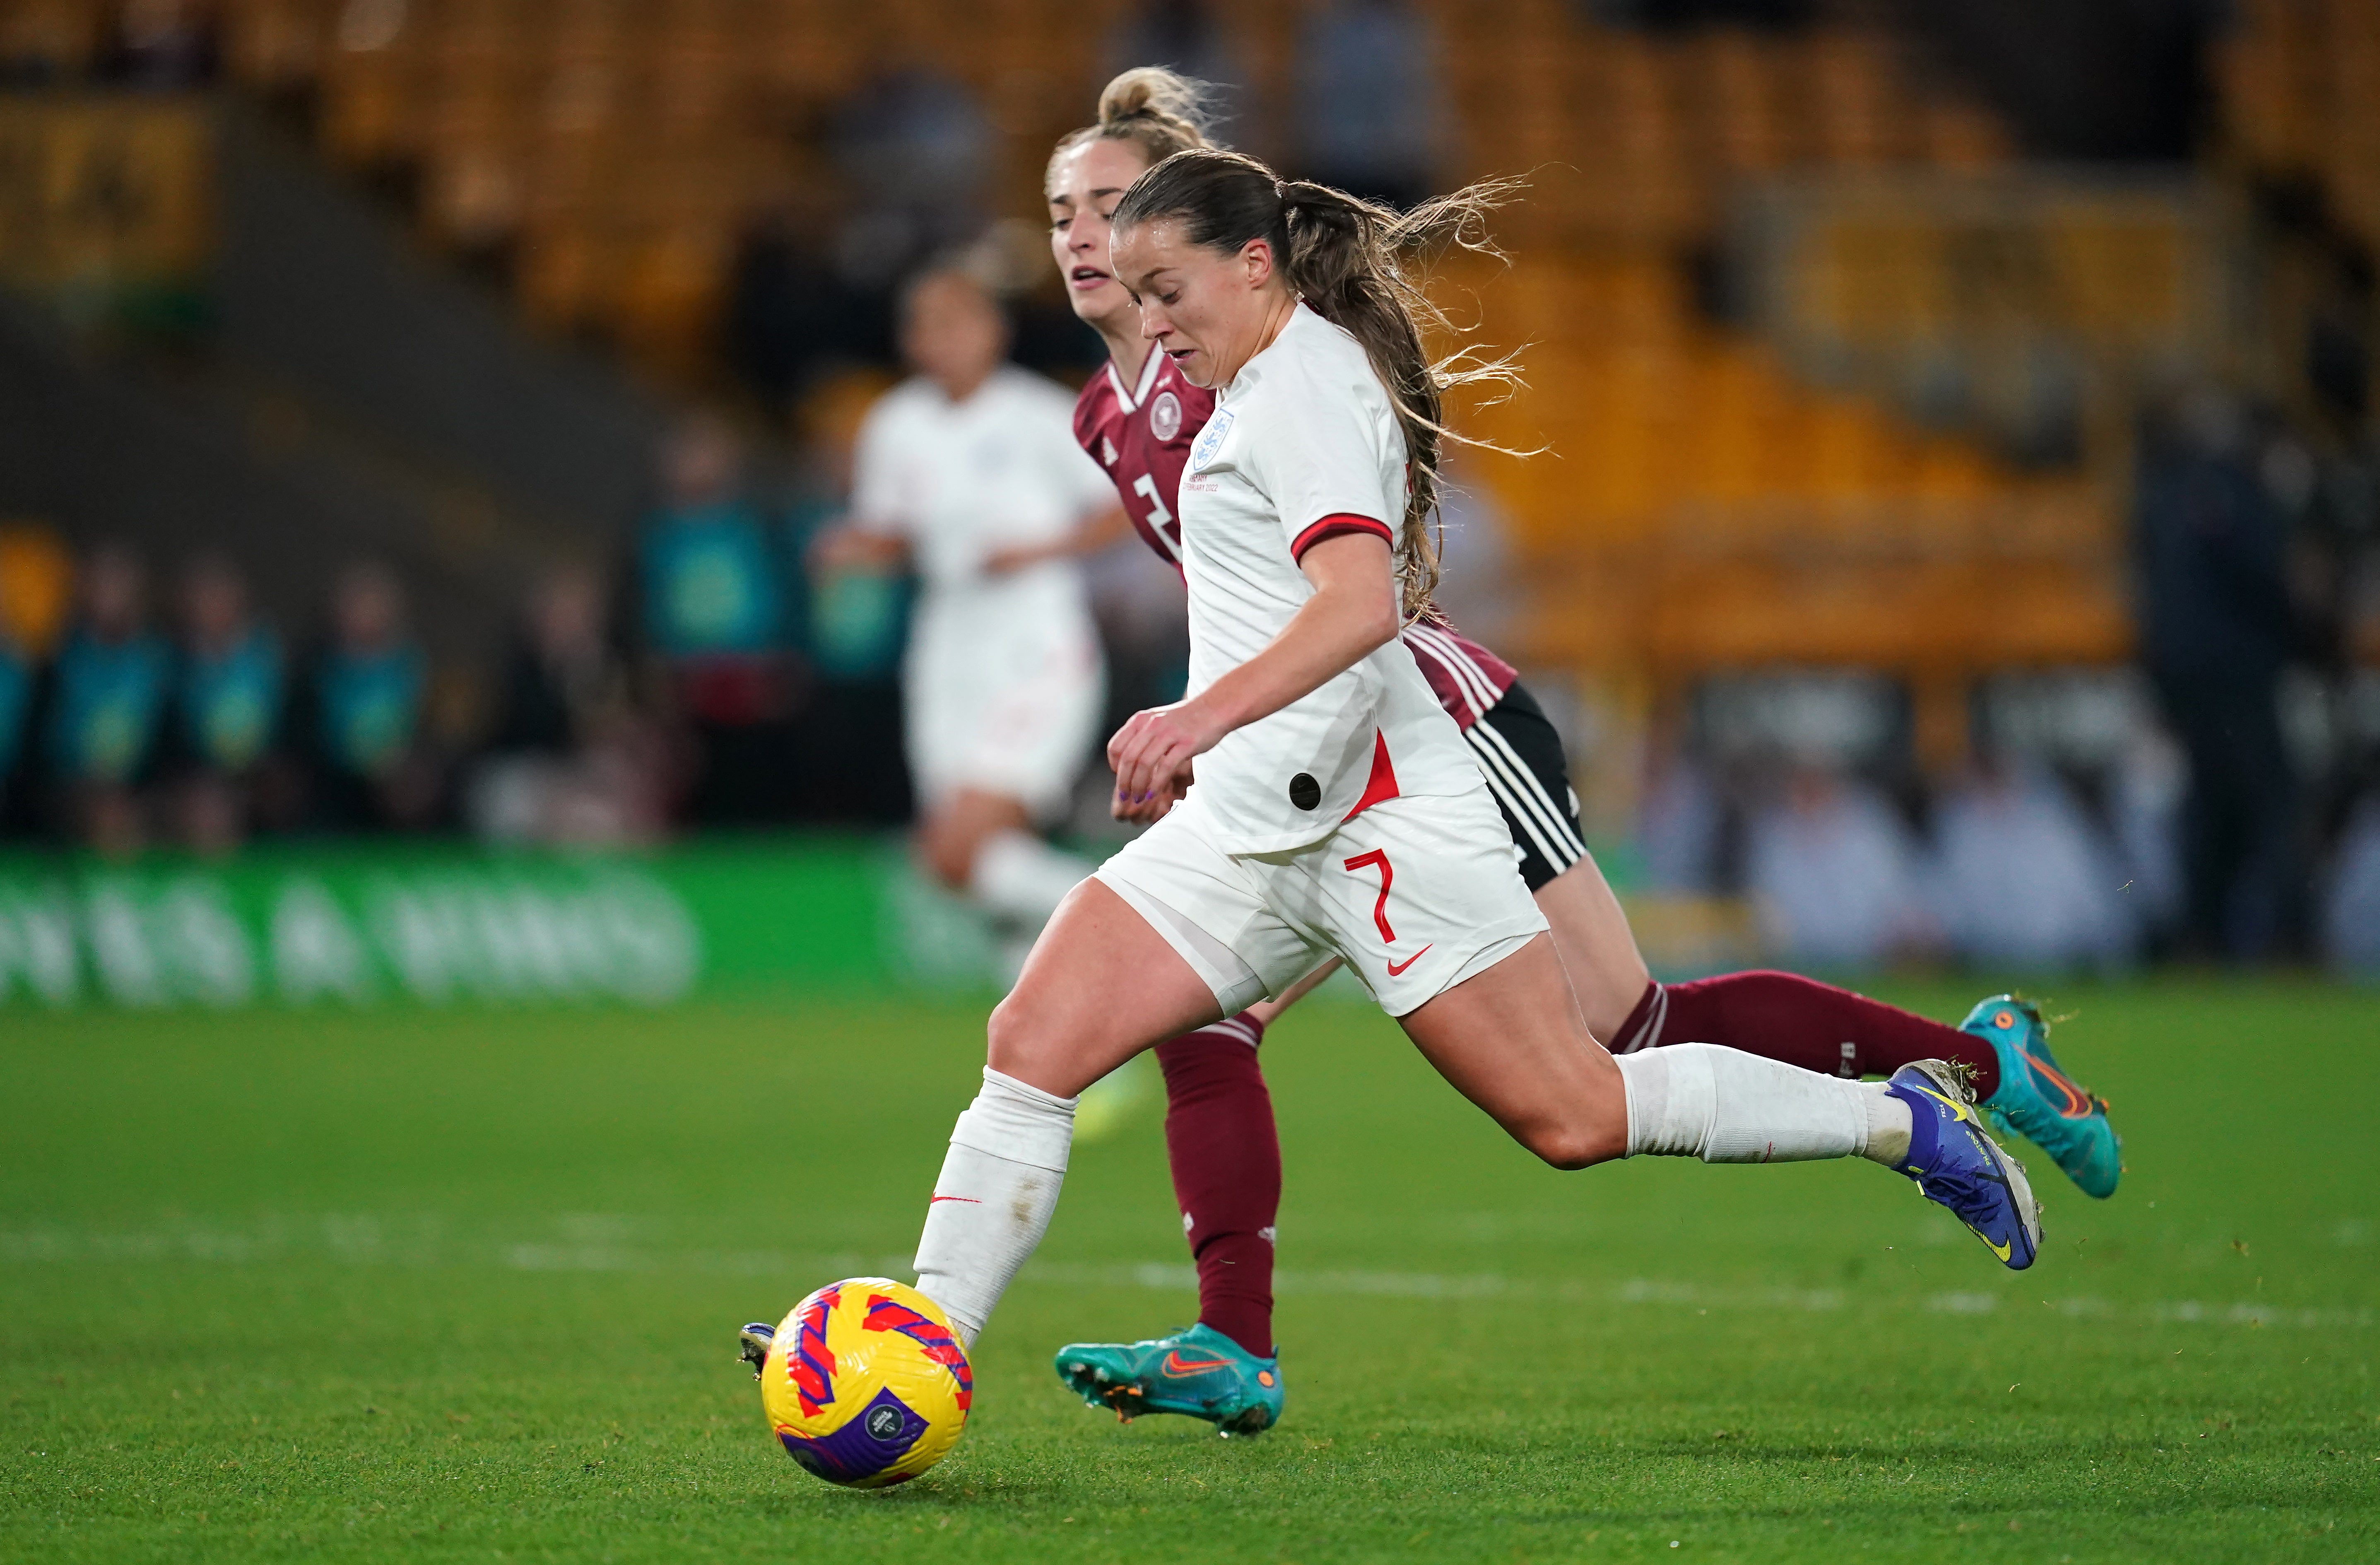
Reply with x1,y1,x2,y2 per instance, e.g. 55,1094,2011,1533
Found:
1111,218,1282,389
1046,138,1150,330
901,274,1007,396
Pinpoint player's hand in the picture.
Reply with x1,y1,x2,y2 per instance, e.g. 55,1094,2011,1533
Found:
1108,700,1223,820
981,543,1045,576
1110,759,1192,824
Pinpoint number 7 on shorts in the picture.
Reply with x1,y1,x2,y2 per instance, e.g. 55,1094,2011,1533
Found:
1342,849,1396,942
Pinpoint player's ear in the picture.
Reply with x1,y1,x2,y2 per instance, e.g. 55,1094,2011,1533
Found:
1241,238,1274,291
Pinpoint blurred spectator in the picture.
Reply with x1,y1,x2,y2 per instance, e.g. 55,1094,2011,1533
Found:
1746,761,1934,969
1295,0,1444,209
304,562,440,831
1109,0,1251,145
629,415,804,825
470,564,669,846
169,553,286,854
1930,755,2137,970
788,376,915,826
41,544,169,855
0,626,28,825
727,187,896,415
2325,793,2380,975
2134,387,2313,959
829,67,994,299
100,0,218,88
1638,739,1725,895
2108,723,2187,944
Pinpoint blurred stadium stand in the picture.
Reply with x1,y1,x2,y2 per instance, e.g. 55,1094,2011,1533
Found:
0,0,2370,972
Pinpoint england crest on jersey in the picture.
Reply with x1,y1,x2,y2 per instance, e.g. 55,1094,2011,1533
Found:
1189,407,1235,472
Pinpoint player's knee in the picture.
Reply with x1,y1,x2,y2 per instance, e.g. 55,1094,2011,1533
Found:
1517,1111,1626,1171
918,822,975,891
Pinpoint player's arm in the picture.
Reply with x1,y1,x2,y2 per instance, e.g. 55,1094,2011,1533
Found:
809,522,909,572
983,503,1131,575
1107,529,1398,820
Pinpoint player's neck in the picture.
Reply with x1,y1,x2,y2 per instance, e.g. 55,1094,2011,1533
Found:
1102,326,1153,385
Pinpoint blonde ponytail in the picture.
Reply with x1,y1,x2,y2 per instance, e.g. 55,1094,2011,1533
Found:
1050,66,1216,178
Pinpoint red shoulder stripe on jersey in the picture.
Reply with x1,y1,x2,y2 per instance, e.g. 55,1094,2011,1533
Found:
1289,514,1395,562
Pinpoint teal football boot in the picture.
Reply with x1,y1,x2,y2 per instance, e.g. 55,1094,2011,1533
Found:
1053,1322,1282,1436
1886,1059,2043,1270
1961,995,2121,1198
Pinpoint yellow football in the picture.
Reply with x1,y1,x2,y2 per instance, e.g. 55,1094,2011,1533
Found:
759,1278,972,1488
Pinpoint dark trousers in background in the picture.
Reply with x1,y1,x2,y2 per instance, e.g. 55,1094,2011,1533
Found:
2151,666,2306,960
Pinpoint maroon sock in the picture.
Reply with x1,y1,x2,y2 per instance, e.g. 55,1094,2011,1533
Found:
1612,972,1999,1100
1153,1013,1278,1358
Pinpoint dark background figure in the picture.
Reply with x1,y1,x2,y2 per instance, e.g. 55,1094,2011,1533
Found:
783,391,915,827
39,544,169,857
626,416,805,826
725,186,899,420
0,617,29,832
1294,0,1444,210
167,552,288,855
2134,386,2317,960
302,561,442,832
99,0,218,90
472,564,672,846
1108,0,1252,147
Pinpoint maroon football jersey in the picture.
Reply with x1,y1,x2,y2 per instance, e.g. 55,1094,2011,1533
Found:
1073,350,1518,729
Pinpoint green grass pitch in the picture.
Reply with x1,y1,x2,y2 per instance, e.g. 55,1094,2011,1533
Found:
4,978,2376,1562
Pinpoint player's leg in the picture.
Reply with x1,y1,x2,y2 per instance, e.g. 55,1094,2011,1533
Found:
913,877,1221,1348
1473,682,2116,1196
915,799,1318,1349
1330,792,2040,1268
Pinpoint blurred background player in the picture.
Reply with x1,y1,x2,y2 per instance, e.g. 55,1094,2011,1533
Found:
815,266,1127,959
1042,68,2121,1434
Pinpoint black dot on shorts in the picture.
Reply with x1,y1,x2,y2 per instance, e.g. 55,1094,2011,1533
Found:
1288,773,1320,810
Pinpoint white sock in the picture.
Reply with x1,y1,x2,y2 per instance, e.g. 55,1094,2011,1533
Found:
1614,1042,1908,1165
969,830,1093,925
913,1067,1077,1346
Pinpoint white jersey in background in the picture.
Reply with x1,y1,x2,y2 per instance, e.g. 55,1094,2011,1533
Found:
1176,303,1478,853
852,366,1116,817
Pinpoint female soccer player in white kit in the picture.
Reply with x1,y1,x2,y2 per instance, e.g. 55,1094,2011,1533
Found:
819,268,1127,931
904,149,2044,1361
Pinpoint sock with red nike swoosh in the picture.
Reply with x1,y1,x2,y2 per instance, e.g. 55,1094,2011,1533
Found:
913,1068,1075,1347
1155,1013,1277,1358
1615,1043,1911,1165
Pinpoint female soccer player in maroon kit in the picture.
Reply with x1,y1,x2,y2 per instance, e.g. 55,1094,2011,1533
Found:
1036,68,2120,1433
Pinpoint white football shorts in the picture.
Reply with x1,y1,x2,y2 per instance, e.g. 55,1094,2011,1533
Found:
1095,781,1549,1017
904,604,1103,822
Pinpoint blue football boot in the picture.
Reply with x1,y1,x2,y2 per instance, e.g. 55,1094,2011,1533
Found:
1961,995,2121,1199
1886,1059,2043,1271
1053,1322,1283,1436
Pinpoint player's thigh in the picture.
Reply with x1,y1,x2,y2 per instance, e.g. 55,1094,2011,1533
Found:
988,878,1222,1097
1465,686,1650,1041
1296,787,1547,1016
1397,933,1628,1170
1534,858,1651,1044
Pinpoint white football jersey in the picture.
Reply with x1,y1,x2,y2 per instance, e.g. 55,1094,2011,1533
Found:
851,366,1117,600
1178,303,1477,854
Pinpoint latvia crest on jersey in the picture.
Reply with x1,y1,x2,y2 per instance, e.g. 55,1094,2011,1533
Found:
1149,389,1183,442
